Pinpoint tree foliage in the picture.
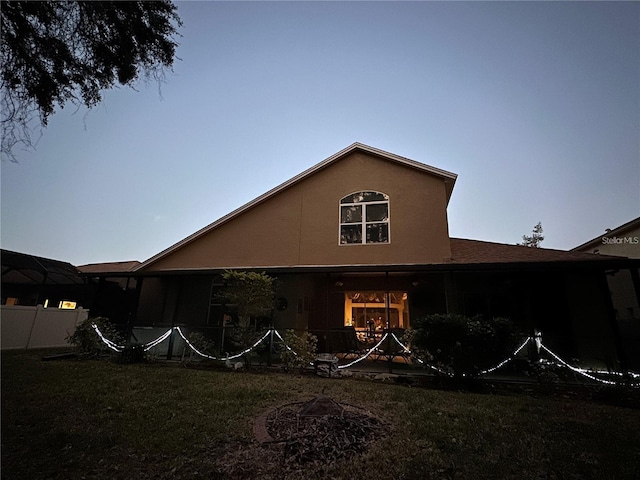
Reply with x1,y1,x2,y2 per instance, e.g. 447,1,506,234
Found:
519,221,544,248
1,1,182,159
217,270,276,366
219,270,277,325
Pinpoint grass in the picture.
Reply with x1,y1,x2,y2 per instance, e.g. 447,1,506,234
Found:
2,350,640,480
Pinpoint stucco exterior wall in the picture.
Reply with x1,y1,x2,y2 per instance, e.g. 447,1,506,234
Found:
145,152,452,271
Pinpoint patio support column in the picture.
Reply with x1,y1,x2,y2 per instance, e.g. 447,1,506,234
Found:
166,279,182,361
631,267,640,314
385,272,392,373
126,276,143,345
444,272,459,314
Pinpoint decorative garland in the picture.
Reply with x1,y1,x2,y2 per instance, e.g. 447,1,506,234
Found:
338,333,390,369
91,323,639,386
176,326,272,361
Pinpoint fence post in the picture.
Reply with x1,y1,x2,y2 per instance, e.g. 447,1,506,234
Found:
388,334,393,374
267,328,274,366
166,327,175,360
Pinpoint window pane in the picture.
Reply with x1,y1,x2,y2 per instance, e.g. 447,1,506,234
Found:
341,193,362,204
366,203,388,222
340,191,388,204
341,225,362,244
366,223,389,243
361,191,388,202
341,205,362,223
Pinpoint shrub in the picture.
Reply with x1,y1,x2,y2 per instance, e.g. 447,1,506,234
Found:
184,331,218,361
412,314,522,377
280,330,317,372
224,323,268,368
400,328,433,365
67,317,123,357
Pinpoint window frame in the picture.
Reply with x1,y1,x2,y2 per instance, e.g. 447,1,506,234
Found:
339,191,390,245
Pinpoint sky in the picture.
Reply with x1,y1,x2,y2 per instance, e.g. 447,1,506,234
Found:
1,1,639,266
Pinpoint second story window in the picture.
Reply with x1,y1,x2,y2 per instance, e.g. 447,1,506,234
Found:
339,191,389,245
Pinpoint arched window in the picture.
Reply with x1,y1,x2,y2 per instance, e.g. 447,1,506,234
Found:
339,191,389,245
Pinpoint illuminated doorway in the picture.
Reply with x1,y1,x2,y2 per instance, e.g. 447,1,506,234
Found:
343,291,409,337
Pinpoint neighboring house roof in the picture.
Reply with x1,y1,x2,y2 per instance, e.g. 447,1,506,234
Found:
571,217,640,252
448,238,621,265
135,142,458,272
1,249,84,285
77,261,141,275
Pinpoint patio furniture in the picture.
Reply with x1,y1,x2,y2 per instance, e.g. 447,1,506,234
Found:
373,329,410,363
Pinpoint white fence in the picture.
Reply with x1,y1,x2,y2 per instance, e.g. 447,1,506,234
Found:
1,305,88,350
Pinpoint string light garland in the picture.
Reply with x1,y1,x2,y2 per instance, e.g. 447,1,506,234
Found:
92,324,639,386
574,368,640,379
337,333,390,369
143,328,174,351
478,337,531,375
390,332,639,386
92,323,124,352
388,332,452,376
538,344,618,385
272,330,295,354
175,326,272,361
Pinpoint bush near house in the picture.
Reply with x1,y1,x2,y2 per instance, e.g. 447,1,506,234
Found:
280,330,318,372
67,316,123,357
184,331,219,360
412,314,522,377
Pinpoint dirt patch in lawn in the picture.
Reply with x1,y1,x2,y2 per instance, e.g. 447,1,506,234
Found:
217,396,389,479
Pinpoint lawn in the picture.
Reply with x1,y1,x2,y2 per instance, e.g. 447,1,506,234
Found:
2,350,640,480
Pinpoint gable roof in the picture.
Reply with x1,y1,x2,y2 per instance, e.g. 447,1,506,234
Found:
135,143,457,272
571,216,640,252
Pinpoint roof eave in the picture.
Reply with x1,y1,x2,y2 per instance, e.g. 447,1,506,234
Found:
571,216,640,252
123,256,640,278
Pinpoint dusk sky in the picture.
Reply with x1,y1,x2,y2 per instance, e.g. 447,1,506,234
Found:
2,1,639,266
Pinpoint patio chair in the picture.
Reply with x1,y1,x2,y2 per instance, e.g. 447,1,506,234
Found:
373,328,411,363
324,326,368,359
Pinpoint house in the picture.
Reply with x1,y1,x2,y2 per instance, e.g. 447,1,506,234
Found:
1,249,140,322
84,143,639,369
1,249,87,308
1,249,91,349
572,217,640,368
572,217,640,258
